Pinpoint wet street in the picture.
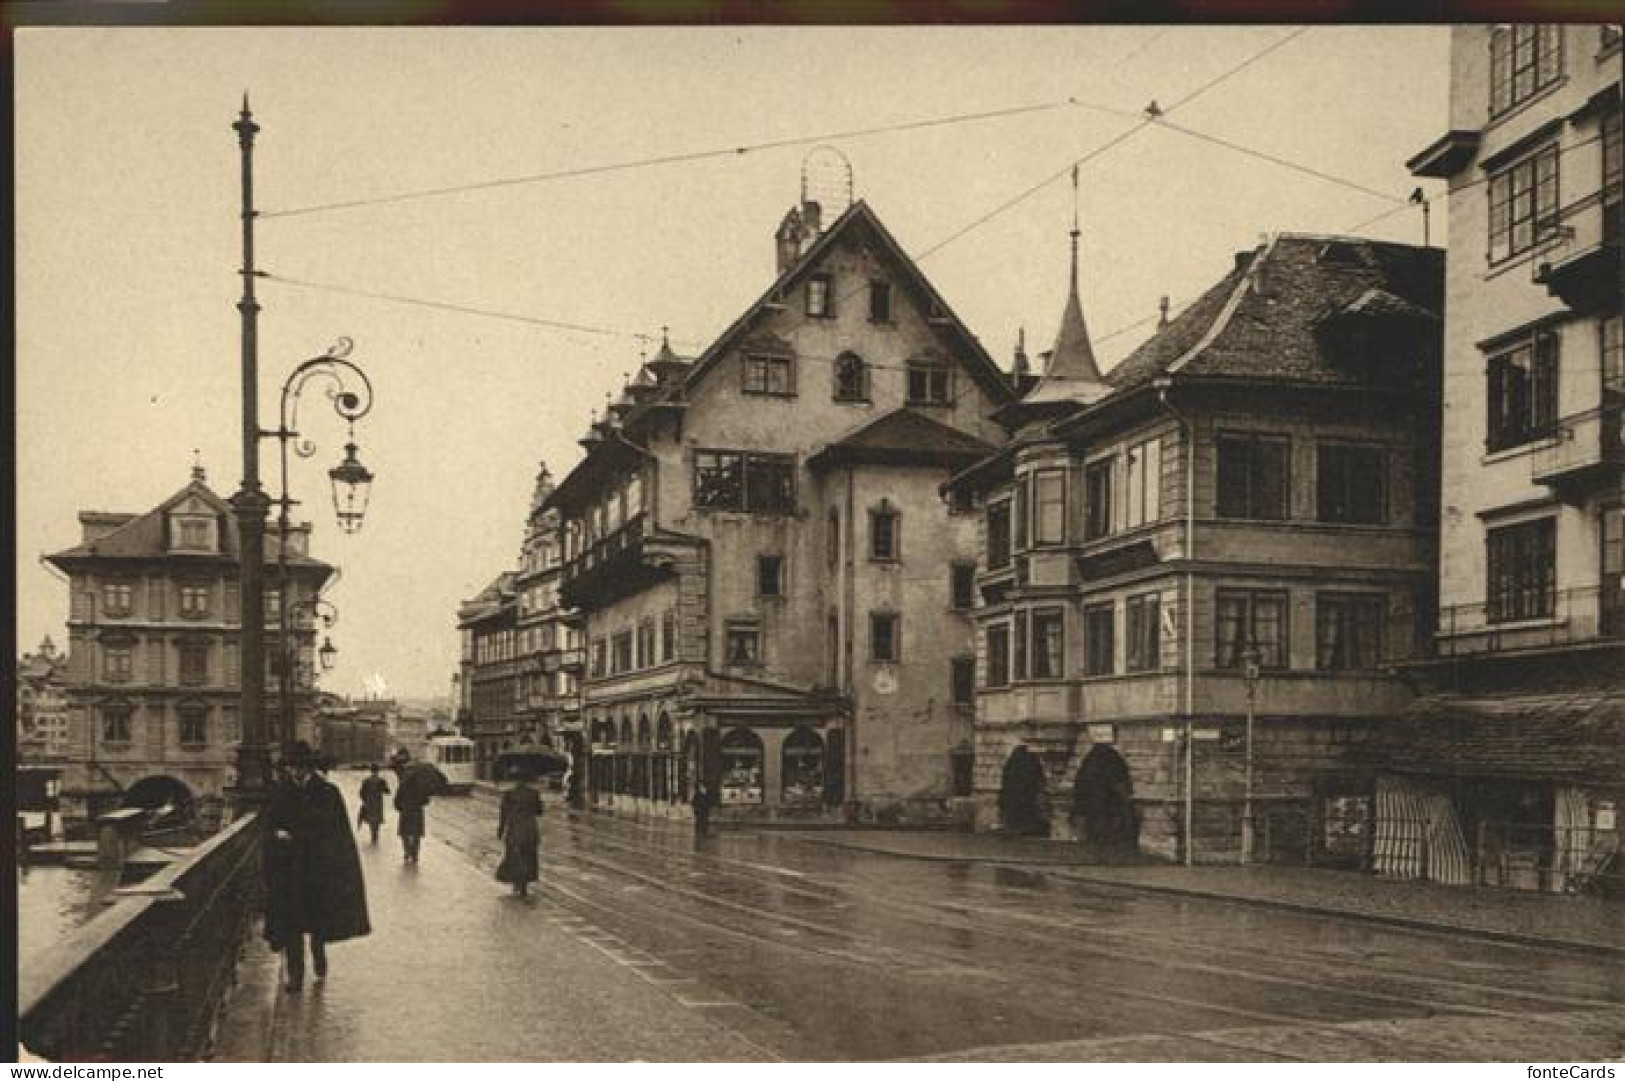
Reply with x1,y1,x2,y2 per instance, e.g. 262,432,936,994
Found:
274,773,1625,1062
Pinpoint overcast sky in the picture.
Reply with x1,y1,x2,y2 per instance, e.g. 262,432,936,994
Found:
15,25,1449,699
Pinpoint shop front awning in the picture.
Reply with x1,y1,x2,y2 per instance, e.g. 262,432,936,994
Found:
1360,689,1625,786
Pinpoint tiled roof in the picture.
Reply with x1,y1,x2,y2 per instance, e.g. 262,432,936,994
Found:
46,479,331,570
807,408,998,471
1361,690,1625,785
1104,236,1442,392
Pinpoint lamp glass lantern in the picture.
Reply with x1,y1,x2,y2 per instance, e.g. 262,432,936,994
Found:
318,636,338,672
328,442,374,534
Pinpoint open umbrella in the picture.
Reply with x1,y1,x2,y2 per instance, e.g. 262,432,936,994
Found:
495,748,571,781
396,760,449,806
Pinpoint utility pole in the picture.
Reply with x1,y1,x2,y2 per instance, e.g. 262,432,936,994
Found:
230,96,273,809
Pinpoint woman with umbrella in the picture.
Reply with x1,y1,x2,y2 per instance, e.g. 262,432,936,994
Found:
496,760,544,898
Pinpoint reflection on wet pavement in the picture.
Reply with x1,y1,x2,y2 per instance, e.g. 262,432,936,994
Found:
298,773,1625,1062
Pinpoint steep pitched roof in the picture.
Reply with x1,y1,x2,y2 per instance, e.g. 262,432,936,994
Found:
1021,230,1109,408
1105,235,1443,393
676,200,1016,409
807,408,998,471
46,478,331,571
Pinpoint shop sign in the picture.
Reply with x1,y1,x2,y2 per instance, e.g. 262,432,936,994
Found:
1087,723,1116,744
1191,727,1222,741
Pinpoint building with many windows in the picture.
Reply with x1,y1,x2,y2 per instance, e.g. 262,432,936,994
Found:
547,196,1013,825
948,229,1444,864
17,636,70,762
456,571,520,779
1390,23,1622,892
44,466,334,827
512,462,584,786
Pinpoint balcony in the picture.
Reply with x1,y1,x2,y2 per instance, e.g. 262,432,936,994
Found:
1529,403,1624,499
559,514,670,610
1532,197,1622,313
1435,585,1623,659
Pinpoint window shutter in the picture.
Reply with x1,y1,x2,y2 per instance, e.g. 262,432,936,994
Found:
1490,26,1511,114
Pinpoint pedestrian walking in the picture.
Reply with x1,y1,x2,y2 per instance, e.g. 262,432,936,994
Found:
357,763,389,845
263,741,370,994
395,784,427,864
691,779,713,840
496,767,543,898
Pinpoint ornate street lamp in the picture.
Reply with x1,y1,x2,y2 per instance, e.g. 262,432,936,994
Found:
328,443,374,534
318,636,338,672
267,340,374,758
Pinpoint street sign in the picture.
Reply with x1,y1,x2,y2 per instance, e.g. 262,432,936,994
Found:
1191,727,1222,741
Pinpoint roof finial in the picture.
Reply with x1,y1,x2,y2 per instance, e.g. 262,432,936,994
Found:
191,449,206,484
1069,164,1081,304
661,324,669,349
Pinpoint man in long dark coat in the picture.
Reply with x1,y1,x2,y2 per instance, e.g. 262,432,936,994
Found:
263,741,370,992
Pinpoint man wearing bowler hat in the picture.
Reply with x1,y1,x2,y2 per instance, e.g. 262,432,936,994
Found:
263,741,371,992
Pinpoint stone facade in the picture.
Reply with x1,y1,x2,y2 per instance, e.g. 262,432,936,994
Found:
44,469,334,828
548,198,1013,825
17,636,70,761
951,232,1444,864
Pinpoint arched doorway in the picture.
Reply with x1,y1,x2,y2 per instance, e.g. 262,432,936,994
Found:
998,746,1049,837
121,775,195,819
781,726,824,808
1071,745,1138,861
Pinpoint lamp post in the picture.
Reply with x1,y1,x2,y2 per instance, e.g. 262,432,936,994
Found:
230,99,374,809
268,345,374,758
275,594,340,750
230,97,274,809
1241,647,1261,865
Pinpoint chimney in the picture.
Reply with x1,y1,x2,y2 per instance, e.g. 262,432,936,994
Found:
1158,296,1171,329
775,207,805,274
801,199,823,238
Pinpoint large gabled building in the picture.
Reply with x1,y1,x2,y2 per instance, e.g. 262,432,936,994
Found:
44,466,334,827
547,195,1014,825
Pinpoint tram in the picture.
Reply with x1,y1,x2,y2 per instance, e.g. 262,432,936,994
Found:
425,735,476,793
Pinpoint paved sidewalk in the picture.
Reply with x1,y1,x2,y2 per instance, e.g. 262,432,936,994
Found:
212,808,773,1062
785,829,1625,954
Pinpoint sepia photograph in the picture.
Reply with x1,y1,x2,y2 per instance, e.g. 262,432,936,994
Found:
10,15,1625,1067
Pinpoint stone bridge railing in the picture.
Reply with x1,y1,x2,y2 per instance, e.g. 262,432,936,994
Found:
19,813,263,1062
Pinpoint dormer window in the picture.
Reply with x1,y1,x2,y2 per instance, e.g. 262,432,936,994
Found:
806,274,834,318
172,515,216,552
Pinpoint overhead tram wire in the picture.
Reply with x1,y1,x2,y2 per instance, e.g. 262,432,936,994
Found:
260,28,1179,223
263,29,1444,391
913,26,1314,263
258,98,1126,222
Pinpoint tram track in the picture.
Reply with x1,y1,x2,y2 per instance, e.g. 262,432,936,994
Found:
423,798,1619,1057
547,808,1625,1012
459,804,1625,1019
